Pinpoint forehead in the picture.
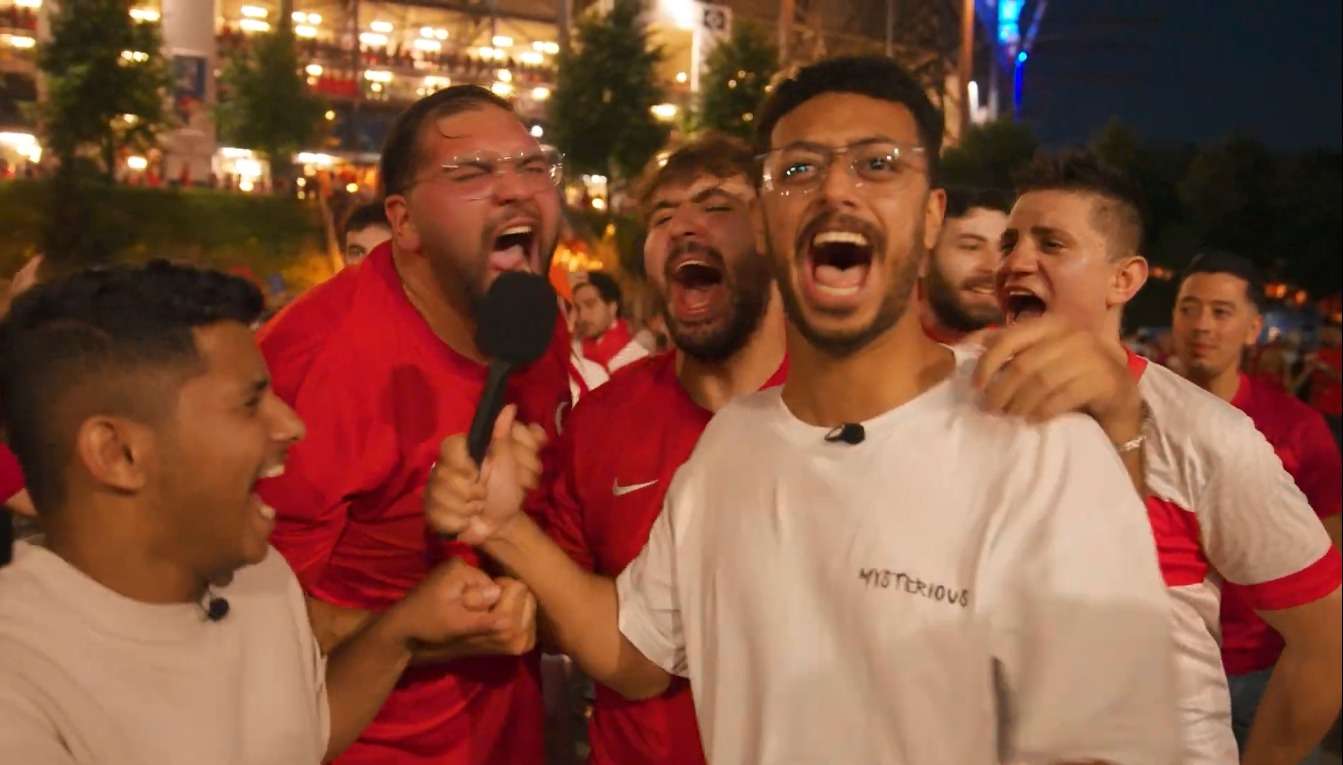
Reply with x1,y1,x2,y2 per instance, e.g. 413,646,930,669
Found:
649,172,754,206
769,92,921,149
1178,271,1251,302
419,105,538,161
191,322,266,382
1009,190,1104,235
949,207,1008,233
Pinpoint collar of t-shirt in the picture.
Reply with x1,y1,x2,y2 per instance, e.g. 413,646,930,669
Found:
582,319,635,368
10,540,218,644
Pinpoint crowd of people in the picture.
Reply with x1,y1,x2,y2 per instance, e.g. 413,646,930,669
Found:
0,54,1340,765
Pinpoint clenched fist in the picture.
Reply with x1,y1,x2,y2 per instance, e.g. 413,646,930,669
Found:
425,404,548,546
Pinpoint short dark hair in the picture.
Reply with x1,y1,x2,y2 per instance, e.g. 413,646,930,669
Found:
0,261,264,511
379,85,514,197
1180,250,1267,312
756,56,944,182
343,200,389,236
637,132,756,218
576,271,622,311
1014,149,1146,259
945,187,1013,219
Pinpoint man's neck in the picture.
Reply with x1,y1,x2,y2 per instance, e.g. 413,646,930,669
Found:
677,293,787,412
782,310,955,426
1187,364,1242,402
43,500,206,605
392,247,482,362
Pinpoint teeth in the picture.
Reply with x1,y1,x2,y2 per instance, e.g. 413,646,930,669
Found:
675,259,713,271
813,231,869,247
257,503,276,521
500,225,533,237
816,284,861,297
260,464,285,479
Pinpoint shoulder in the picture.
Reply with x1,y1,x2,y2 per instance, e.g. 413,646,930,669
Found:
569,353,672,424
258,266,364,400
1141,360,1256,440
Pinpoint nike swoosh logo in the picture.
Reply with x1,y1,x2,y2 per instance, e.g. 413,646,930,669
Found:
612,479,658,497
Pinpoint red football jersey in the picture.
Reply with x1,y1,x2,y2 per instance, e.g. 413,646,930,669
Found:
257,243,571,764
1220,372,1343,674
545,351,786,765
0,444,24,503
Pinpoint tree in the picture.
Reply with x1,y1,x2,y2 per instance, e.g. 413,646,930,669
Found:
214,6,326,195
699,21,777,141
37,0,172,181
939,119,1038,192
549,0,668,185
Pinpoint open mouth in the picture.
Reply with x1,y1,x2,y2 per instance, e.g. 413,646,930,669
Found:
666,250,726,321
490,224,536,271
1003,288,1047,322
807,230,874,299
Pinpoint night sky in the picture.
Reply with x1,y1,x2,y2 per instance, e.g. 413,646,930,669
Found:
1017,0,1341,151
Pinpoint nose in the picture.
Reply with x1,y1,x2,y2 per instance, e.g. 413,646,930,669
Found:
667,203,707,241
1190,307,1216,333
267,394,306,445
816,157,861,209
490,165,531,203
999,238,1038,278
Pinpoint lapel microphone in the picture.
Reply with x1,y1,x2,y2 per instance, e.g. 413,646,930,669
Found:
824,423,866,445
203,592,230,622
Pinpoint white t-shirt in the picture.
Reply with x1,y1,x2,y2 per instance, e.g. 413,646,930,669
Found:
1132,354,1340,763
0,542,330,764
617,350,1180,765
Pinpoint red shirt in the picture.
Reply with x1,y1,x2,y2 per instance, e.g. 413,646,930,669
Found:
257,243,571,764
545,352,786,765
581,319,636,369
1220,372,1343,674
1309,346,1342,417
0,444,24,503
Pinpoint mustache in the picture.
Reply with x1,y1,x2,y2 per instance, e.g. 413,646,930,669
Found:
796,211,885,259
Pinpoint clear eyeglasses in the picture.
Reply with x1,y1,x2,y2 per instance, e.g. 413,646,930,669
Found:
757,140,927,197
426,147,564,200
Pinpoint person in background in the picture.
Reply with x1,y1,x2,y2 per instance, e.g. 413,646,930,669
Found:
340,201,392,267
542,133,785,765
0,261,534,763
1304,318,1343,449
995,150,1342,764
920,187,1010,345
256,85,571,764
573,271,650,373
1170,250,1343,759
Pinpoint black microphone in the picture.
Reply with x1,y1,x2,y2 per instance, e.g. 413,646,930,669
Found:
205,595,230,622
824,423,866,445
466,272,559,464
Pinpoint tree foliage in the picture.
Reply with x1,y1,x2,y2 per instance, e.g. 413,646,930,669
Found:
939,119,1038,191
549,0,668,183
37,0,172,180
698,21,777,141
214,20,327,192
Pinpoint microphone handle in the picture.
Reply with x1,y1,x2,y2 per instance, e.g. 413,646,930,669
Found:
467,359,513,465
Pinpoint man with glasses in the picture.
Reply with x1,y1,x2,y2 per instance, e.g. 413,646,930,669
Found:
256,85,569,763
425,57,1179,763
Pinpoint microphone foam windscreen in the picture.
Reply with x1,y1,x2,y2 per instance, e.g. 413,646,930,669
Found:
475,272,558,366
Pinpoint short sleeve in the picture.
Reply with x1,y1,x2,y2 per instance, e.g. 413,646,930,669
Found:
1199,418,1340,610
0,444,25,503
982,415,1179,764
615,499,686,677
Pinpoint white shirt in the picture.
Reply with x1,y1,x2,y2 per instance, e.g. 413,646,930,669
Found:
617,350,1180,765
0,542,330,764
1133,355,1339,764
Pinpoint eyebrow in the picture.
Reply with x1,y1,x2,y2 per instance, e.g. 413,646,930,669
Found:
774,136,898,153
1029,226,1074,242
649,184,741,215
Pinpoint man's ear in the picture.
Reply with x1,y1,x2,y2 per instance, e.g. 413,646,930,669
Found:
385,194,420,254
74,415,155,493
1109,255,1149,309
923,187,947,252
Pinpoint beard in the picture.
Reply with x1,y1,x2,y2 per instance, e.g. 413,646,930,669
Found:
666,242,773,362
924,261,1003,335
769,218,925,358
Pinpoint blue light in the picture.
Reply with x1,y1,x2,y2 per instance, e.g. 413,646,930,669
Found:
1017,50,1028,63
998,0,1023,45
